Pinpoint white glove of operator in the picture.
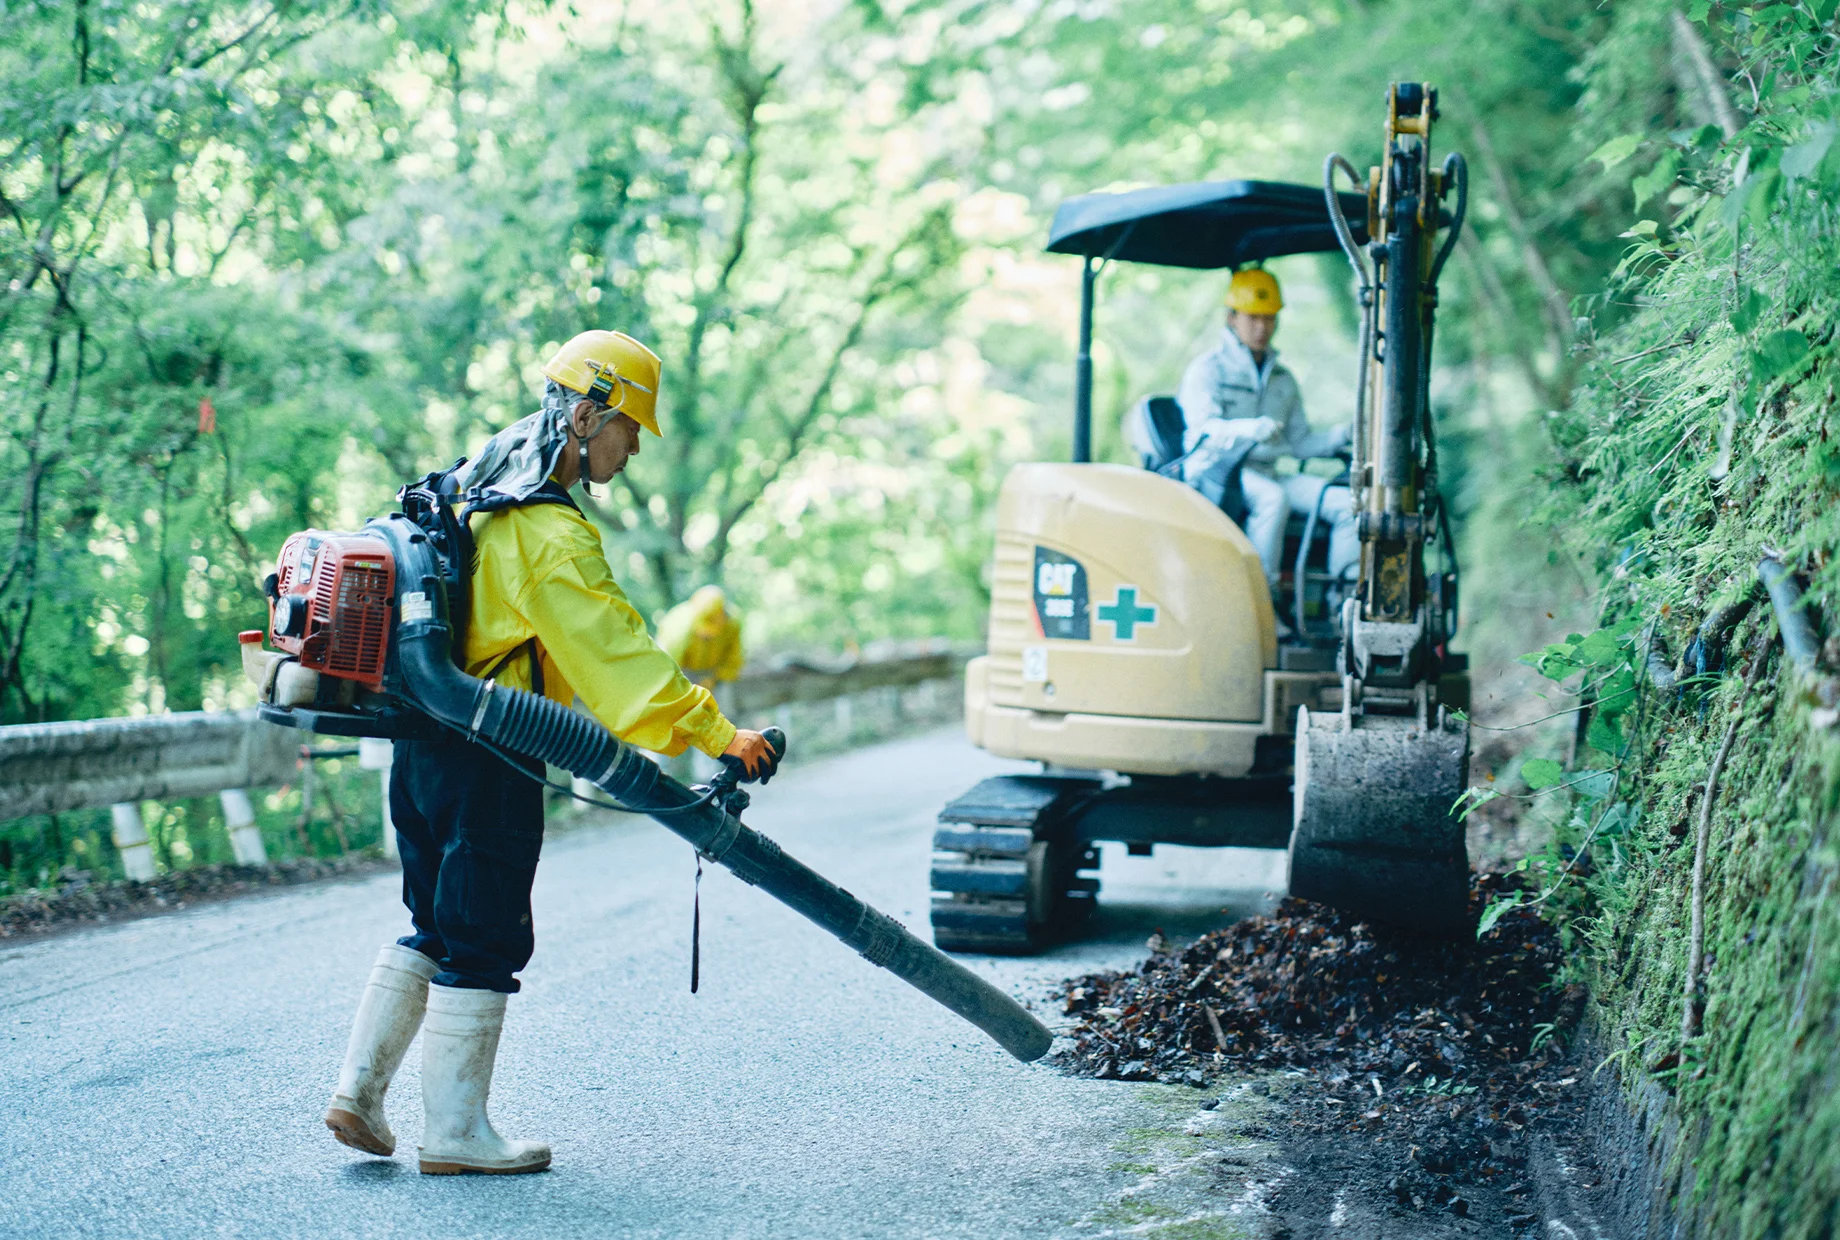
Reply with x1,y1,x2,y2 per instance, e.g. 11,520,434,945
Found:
1209,414,1281,445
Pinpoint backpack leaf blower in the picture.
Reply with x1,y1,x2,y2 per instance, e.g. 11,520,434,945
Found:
241,495,1053,1063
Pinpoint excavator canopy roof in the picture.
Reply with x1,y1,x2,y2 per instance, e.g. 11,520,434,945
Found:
1046,179,1369,269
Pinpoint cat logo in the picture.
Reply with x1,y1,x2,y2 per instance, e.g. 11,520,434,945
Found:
1031,547,1089,640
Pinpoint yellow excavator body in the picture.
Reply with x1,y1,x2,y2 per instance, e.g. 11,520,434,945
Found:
964,463,1336,777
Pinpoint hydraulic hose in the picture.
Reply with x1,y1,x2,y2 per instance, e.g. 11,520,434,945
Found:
1428,152,1467,287
1324,153,1375,493
379,526,1052,1063
1322,154,1372,291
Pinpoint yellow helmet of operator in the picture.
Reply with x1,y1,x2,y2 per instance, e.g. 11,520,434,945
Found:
542,330,665,437
1225,268,1283,315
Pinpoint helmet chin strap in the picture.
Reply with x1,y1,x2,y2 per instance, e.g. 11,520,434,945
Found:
576,407,610,497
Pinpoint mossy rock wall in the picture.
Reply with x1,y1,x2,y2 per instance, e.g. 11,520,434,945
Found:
1539,14,1840,1231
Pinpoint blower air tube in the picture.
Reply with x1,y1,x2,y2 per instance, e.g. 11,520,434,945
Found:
393,619,1053,1064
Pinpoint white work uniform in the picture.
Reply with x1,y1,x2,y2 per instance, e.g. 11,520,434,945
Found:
1175,329,1356,588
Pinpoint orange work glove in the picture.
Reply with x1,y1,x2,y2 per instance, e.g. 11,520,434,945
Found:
720,729,780,784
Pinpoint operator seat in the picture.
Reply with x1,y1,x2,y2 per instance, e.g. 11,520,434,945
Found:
1126,393,1251,529
1129,395,1188,473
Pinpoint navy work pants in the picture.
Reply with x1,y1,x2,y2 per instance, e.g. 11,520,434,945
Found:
389,736,544,993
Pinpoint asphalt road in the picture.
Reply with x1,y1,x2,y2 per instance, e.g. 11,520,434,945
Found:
1,727,1299,1240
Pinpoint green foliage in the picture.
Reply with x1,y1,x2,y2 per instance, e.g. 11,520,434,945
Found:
1521,623,1643,751
1475,889,1524,938
0,0,1020,730
0,0,438,721
1591,133,1646,170
908,0,1642,412
1519,758,1566,791
2,0,1672,729
1533,3,1840,1233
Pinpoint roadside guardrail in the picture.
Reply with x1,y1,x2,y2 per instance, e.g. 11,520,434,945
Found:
0,643,975,870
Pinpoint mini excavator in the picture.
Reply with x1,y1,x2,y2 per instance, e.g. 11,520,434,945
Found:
931,83,1474,952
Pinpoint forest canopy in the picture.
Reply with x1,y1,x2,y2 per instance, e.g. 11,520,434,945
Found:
0,0,1736,723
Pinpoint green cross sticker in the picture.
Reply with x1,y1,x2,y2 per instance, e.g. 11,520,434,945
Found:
1097,586,1157,641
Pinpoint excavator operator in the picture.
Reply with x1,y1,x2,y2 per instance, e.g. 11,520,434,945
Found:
322,330,779,1178
1175,269,1357,610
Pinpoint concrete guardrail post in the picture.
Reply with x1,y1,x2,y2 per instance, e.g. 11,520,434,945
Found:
109,803,158,882
358,737,398,860
218,788,269,867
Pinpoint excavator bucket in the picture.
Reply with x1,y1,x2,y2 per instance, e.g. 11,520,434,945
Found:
1289,708,1472,936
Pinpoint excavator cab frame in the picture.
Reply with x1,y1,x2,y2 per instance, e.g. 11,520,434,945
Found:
1045,178,1372,468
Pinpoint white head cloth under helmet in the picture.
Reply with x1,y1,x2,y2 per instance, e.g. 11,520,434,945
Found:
447,382,589,513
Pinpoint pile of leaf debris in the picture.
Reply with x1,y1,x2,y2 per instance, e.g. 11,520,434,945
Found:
1056,873,1587,1215
0,856,391,938
1057,872,1573,1082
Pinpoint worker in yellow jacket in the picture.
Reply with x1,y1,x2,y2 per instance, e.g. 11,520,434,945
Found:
324,330,777,1178
657,586,745,689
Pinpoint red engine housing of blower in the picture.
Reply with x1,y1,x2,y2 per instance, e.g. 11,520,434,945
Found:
270,530,396,688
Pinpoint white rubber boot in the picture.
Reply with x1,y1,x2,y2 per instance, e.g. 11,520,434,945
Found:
324,943,438,1156
417,985,551,1175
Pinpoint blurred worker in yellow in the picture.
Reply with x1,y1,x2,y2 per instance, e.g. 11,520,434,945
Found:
657,585,745,689
324,329,778,1179
1172,268,1356,605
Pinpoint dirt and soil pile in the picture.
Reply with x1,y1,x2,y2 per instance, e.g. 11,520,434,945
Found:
1056,872,1589,1222
1056,871,1573,1083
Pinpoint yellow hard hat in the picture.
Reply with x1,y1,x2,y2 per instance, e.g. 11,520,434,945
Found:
542,330,664,437
1225,268,1282,315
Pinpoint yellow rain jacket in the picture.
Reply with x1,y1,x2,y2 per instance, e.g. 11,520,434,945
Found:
460,499,736,759
656,586,745,687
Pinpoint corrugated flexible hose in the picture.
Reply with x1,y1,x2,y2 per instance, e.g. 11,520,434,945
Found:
389,593,1053,1064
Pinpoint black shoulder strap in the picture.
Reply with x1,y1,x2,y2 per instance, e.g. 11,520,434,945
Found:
457,478,582,523
401,467,579,680
396,461,476,657
525,479,583,514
